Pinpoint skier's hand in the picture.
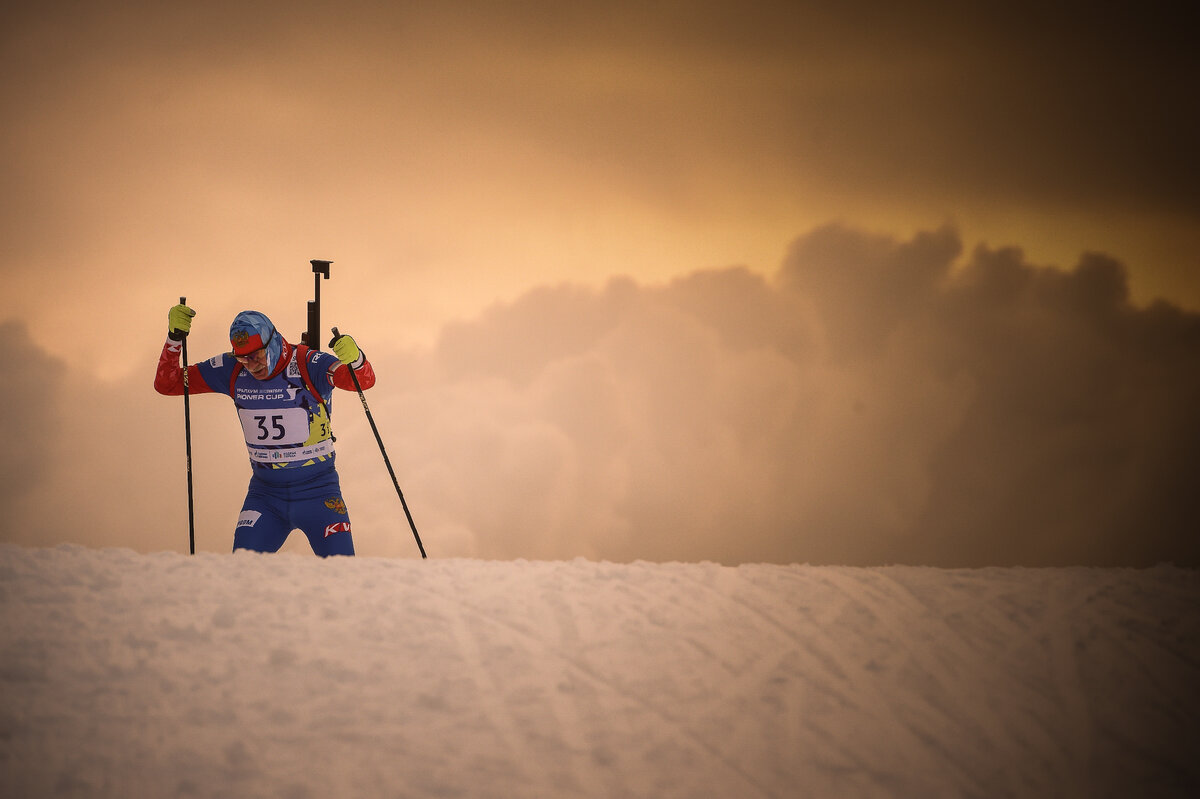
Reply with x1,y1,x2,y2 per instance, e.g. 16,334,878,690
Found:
168,303,195,340
330,333,362,367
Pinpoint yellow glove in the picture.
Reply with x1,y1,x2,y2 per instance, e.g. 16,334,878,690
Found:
331,333,362,367
168,303,195,340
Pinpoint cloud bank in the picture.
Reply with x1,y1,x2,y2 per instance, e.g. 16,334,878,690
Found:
1,321,63,517
6,224,1198,566
347,223,1199,565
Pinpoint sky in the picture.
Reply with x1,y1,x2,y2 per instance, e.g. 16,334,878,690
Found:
2,1,1197,565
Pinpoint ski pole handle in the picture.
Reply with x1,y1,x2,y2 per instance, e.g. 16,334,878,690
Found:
331,328,358,383
171,296,190,339
330,327,353,370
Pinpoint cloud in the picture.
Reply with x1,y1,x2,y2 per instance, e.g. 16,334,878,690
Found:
0,321,63,512
908,246,1200,565
341,223,1199,566
0,324,247,552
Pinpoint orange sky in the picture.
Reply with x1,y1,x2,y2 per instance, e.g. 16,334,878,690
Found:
2,2,1197,564
3,2,1196,374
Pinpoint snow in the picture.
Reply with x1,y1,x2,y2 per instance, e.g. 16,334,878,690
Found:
1,545,1197,798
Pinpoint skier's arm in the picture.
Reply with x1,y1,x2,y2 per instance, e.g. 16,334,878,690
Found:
332,358,375,390
329,333,376,390
154,338,215,396
153,302,216,396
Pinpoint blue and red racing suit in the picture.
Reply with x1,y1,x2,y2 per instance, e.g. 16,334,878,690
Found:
155,336,376,556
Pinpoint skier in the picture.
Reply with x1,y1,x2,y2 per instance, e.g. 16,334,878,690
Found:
154,302,375,556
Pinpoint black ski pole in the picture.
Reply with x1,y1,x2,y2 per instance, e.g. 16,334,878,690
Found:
178,296,196,555
333,327,427,558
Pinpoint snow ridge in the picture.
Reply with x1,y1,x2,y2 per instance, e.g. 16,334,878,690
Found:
1,545,1197,798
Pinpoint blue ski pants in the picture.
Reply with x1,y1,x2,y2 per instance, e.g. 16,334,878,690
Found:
233,469,356,557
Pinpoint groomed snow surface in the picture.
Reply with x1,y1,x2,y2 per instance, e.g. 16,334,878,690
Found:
1,545,1197,798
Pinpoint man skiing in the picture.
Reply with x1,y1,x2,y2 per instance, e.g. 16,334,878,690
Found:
154,302,375,556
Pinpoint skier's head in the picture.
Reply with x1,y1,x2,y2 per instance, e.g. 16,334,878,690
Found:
229,310,283,376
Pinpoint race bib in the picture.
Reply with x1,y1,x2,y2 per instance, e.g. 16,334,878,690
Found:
238,407,311,447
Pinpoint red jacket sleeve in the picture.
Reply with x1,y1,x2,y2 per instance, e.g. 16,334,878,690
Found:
154,338,215,396
331,356,375,391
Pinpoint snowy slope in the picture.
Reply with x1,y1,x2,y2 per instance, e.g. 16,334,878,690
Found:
1,545,1197,798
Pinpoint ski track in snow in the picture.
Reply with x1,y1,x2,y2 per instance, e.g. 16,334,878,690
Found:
0,544,1197,798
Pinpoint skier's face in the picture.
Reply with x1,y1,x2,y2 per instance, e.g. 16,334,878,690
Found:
235,347,270,379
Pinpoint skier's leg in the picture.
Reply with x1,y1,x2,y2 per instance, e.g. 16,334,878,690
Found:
295,498,355,556
291,472,356,557
232,481,292,553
